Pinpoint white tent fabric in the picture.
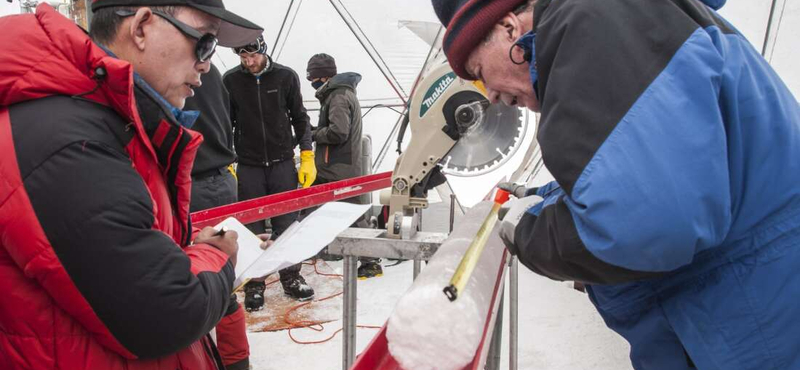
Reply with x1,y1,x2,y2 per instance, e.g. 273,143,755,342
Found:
1,0,798,97
1,0,798,203
398,20,443,48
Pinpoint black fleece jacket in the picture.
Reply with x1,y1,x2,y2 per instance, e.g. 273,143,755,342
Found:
186,64,236,175
223,57,312,166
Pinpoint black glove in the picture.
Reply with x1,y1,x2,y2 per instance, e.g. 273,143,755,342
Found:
497,182,531,199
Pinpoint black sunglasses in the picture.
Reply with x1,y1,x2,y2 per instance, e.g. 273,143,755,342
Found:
115,9,218,63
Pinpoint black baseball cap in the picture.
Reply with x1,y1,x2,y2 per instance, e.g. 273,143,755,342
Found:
92,0,263,47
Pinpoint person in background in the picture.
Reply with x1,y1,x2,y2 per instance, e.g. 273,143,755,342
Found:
0,0,262,369
306,53,382,279
431,0,800,369
223,35,316,308
186,63,250,370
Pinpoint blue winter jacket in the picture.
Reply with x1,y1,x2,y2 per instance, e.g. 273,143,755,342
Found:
515,0,800,368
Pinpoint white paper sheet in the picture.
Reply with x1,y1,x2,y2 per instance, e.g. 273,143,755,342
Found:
213,202,370,288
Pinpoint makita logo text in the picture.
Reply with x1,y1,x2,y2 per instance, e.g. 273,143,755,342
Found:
419,72,456,118
423,76,454,108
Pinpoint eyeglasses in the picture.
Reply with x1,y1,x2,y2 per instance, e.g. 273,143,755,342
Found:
115,9,218,63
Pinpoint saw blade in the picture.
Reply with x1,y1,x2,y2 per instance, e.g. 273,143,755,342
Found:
440,103,526,176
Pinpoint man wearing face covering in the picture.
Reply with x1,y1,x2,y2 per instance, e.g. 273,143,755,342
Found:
306,54,381,279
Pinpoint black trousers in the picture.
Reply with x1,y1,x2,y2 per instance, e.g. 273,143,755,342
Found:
237,161,301,280
190,168,237,212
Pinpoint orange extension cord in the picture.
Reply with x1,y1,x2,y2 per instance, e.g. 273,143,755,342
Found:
261,259,382,345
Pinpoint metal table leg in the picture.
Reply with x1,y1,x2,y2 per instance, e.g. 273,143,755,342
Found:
326,228,448,369
510,256,519,370
450,193,456,233
486,291,504,370
343,255,357,370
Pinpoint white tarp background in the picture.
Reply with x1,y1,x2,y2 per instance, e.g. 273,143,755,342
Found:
1,0,798,204
1,0,797,97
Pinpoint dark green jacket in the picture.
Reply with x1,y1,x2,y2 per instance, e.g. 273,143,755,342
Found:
313,72,363,180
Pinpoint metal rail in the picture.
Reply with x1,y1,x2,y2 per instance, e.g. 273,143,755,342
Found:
328,0,407,104
272,0,295,53
761,0,788,61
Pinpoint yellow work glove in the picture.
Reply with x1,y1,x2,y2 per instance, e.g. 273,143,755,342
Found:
298,150,317,188
227,163,238,182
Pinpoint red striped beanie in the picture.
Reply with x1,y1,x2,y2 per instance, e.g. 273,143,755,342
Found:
432,0,527,79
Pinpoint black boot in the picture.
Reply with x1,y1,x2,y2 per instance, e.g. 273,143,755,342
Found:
357,261,383,280
244,280,266,312
281,274,315,301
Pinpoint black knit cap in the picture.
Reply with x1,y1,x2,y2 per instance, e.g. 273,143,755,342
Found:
91,0,263,47
432,0,526,79
306,53,337,81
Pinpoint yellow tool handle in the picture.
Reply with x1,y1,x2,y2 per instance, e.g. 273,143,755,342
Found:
444,189,510,302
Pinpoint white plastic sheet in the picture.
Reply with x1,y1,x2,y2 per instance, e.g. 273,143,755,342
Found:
214,202,370,288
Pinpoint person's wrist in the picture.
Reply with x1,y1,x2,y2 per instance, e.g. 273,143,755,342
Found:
228,254,237,268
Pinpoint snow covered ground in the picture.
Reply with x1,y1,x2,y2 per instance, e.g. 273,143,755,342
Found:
246,259,633,370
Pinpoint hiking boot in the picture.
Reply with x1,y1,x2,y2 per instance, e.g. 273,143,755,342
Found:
357,261,383,280
244,280,266,312
281,275,315,301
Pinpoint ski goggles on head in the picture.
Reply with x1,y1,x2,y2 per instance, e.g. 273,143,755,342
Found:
115,9,218,63
233,43,260,55
233,37,266,55
233,43,263,55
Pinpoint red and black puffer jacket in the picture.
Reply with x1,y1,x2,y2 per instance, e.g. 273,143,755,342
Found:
0,5,234,370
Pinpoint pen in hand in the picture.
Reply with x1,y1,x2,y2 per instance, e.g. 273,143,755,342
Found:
214,226,229,237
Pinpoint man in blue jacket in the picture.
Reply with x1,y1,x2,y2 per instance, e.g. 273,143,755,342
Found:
431,0,800,369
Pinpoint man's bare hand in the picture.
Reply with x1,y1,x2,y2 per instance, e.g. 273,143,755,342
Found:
195,227,239,268
257,233,274,250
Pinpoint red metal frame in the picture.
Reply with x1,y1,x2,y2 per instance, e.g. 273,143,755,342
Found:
191,171,393,229
468,249,509,370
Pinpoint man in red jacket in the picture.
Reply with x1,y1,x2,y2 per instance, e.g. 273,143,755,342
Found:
0,1,261,369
